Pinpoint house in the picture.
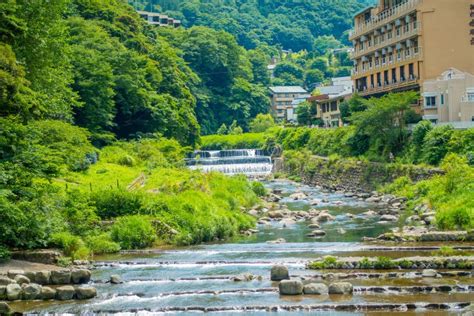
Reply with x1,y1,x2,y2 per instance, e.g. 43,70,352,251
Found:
308,77,354,127
349,0,474,108
422,68,474,128
269,86,308,120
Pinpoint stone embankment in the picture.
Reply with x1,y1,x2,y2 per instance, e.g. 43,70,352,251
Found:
273,155,443,193
0,268,96,302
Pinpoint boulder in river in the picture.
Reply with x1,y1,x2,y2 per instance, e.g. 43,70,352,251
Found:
289,192,307,200
268,211,284,219
56,286,75,300
0,276,15,286
75,286,97,300
14,275,30,285
270,265,289,281
7,270,24,279
0,302,12,315
303,283,328,295
51,270,71,285
0,286,6,300
35,271,51,285
328,282,353,294
380,214,398,222
279,280,303,295
71,269,91,284
231,273,254,282
110,275,123,284
307,230,326,238
308,223,320,229
21,283,42,300
40,286,56,300
6,284,22,300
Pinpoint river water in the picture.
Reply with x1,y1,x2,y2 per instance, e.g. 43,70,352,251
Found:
14,180,474,315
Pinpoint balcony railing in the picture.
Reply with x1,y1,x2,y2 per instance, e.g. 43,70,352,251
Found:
351,21,420,59
352,47,422,77
355,76,419,96
349,0,421,39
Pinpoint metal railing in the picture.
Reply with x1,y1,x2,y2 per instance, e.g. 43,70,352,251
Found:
355,76,419,96
349,0,421,39
351,21,420,59
352,47,422,76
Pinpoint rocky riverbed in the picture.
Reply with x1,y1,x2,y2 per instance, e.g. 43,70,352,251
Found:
3,179,474,315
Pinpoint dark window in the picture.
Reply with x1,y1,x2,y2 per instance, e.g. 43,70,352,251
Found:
425,96,436,107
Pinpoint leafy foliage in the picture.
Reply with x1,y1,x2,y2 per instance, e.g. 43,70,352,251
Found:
136,0,371,50
111,215,156,249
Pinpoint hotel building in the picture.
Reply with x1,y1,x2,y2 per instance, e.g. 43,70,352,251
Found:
269,86,309,120
350,0,474,98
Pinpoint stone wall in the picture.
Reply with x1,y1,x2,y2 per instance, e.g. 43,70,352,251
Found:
273,155,444,193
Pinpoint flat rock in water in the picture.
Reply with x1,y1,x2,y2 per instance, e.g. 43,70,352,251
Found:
110,275,123,284
422,269,438,278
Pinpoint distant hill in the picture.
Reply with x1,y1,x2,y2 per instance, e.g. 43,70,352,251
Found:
131,0,377,51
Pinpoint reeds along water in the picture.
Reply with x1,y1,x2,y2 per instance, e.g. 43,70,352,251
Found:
186,149,273,176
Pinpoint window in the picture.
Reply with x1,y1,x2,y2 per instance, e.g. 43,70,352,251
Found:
425,96,436,107
468,92,474,102
440,94,444,105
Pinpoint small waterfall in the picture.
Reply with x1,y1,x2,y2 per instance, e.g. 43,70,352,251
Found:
186,149,273,177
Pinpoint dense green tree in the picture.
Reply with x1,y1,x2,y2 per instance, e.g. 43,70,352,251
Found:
249,114,276,133
350,92,419,159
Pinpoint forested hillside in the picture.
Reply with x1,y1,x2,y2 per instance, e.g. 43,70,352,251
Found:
133,0,376,51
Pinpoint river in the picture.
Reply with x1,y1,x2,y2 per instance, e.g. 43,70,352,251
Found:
13,180,474,315
12,150,474,315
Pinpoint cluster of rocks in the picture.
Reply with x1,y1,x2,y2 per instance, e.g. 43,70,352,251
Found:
303,270,472,280
0,269,96,302
374,226,474,242
271,265,353,296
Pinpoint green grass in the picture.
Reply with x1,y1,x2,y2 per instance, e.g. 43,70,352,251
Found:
383,154,474,230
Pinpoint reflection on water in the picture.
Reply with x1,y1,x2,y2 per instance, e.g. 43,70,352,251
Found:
12,180,474,315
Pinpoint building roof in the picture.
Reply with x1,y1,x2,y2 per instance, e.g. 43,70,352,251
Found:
318,85,347,95
269,86,307,94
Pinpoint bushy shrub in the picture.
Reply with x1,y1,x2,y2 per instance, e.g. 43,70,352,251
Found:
251,181,266,196
85,233,121,255
374,256,396,269
111,215,156,249
0,246,11,263
50,232,90,260
421,125,454,165
91,189,145,219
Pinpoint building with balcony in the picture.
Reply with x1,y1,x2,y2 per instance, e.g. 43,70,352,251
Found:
308,77,354,127
269,86,308,120
137,11,181,27
350,0,474,99
422,68,474,128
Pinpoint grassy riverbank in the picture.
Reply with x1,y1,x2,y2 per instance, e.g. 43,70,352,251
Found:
200,115,474,232
0,119,260,263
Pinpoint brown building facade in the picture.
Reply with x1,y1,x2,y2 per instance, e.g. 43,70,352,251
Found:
350,0,474,99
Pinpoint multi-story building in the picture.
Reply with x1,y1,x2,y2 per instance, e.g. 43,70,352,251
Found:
269,86,308,120
286,95,311,122
308,77,354,127
137,11,181,27
350,0,474,99
422,68,474,128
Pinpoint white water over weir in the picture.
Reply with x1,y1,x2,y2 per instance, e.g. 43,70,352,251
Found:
186,149,273,177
